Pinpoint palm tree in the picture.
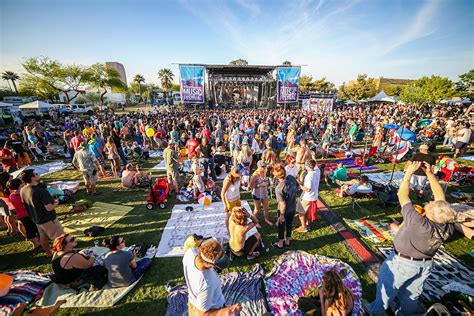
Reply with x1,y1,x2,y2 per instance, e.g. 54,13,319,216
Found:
133,74,145,101
2,71,20,93
158,68,174,98
88,63,126,106
229,59,248,65
282,61,292,66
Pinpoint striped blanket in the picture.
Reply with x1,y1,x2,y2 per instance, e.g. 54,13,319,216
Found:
344,218,395,243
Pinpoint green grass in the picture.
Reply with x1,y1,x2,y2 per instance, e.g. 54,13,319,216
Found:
1,146,472,314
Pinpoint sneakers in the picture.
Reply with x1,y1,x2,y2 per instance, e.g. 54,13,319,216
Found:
295,227,308,233
247,251,260,260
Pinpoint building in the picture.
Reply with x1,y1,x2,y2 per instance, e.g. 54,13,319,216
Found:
346,77,413,92
105,62,127,85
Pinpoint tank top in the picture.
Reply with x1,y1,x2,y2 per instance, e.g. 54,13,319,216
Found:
52,252,85,285
224,179,240,202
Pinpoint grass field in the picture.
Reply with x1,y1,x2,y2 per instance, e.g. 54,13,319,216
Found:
0,147,473,315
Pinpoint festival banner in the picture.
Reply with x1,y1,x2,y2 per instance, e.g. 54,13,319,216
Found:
179,65,205,103
309,98,334,111
276,66,301,103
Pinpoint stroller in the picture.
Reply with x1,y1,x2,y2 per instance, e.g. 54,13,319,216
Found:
146,177,170,210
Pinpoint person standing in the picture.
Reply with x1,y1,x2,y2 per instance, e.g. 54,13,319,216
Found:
292,138,311,176
185,133,200,159
369,161,459,315
249,161,272,226
196,137,217,182
72,143,100,195
5,133,31,168
272,164,298,249
163,140,180,193
454,122,471,158
295,160,321,233
20,169,63,257
69,131,85,153
221,166,242,231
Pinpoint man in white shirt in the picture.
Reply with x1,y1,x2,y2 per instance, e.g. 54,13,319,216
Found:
454,122,472,158
295,159,321,233
183,238,241,315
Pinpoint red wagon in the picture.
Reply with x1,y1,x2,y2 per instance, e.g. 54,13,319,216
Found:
146,177,169,210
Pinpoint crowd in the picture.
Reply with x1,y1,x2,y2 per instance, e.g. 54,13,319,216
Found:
0,101,472,315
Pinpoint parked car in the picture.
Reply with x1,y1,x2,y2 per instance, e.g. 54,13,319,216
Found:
68,104,94,115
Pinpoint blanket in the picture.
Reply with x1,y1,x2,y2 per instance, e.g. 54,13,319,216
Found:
377,246,474,302
365,171,405,188
165,265,268,316
459,155,474,162
265,251,362,315
343,218,395,243
0,271,51,316
11,161,71,179
149,150,163,158
62,202,133,236
151,160,166,170
49,181,80,193
156,201,257,257
334,158,379,171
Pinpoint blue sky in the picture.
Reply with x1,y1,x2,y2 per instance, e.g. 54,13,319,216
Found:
1,0,473,86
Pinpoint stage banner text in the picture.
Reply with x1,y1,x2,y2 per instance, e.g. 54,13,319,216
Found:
277,66,301,103
180,65,205,103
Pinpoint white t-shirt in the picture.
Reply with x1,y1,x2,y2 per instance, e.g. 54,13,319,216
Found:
182,248,225,312
285,165,298,178
301,168,321,201
458,128,471,143
349,183,373,195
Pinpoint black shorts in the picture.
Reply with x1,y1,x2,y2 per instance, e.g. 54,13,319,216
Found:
19,217,39,240
455,141,467,150
242,235,261,256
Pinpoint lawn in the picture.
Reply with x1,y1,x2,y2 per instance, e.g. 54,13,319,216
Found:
0,146,472,315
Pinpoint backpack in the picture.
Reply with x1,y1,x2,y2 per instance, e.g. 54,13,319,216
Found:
84,226,105,237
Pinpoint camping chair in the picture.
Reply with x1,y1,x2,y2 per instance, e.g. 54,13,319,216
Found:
29,146,49,162
349,192,376,213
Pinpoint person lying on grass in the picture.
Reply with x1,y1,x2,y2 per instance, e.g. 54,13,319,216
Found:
229,206,262,260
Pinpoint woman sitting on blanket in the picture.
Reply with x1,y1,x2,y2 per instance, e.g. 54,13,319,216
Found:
121,163,137,188
103,236,152,288
336,175,372,198
229,206,262,260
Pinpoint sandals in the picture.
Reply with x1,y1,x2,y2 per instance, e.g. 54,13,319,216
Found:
272,242,284,249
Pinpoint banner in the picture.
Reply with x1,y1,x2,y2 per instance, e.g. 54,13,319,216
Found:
179,65,205,103
309,98,333,111
276,67,301,103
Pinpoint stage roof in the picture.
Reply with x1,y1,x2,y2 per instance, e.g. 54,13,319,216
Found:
204,64,277,76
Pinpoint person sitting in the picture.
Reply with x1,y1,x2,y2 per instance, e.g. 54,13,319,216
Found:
327,162,347,184
336,175,372,197
103,236,152,288
229,206,261,260
320,270,354,315
134,165,151,187
51,234,95,287
121,163,137,188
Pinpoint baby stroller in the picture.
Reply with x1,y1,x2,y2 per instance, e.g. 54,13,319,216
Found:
146,177,170,210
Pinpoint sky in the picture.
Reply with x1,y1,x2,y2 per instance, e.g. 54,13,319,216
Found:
1,0,473,87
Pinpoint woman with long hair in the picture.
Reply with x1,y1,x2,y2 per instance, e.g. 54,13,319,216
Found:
320,270,354,316
105,136,120,178
249,161,272,226
221,166,242,232
237,140,253,189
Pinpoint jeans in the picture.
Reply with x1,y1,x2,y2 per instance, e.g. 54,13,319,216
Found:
277,211,295,240
201,158,217,181
117,147,127,166
369,252,432,315
132,258,152,280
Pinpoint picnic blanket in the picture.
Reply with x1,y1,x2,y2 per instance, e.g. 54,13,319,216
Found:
49,181,80,193
366,171,405,188
156,201,257,257
151,160,166,170
334,158,379,171
0,271,51,316
459,155,474,162
11,161,71,178
62,202,133,236
265,251,362,315
377,246,474,302
343,218,395,243
165,264,268,316
149,150,163,158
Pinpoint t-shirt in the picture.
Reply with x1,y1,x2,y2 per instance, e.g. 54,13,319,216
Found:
163,147,179,170
9,192,28,219
301,169,321,202
186,139,200,157
410,153,436,176
275,175,298,214
457,128,471,143
20,185,56,224
394,203,455,259
333,167,347,181
70,136,85,152
104,250,136,288
72,149,97,173
0,148,17,169
182,248,225,312
348,183,373,195
285,165,298,178
170,130,180,143
5,139,25,153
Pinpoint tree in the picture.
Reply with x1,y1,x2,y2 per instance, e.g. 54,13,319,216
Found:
22,57,91,103
171,83,180,91
158,68,174,91
384,84,405,96
399,75,456,105
299,75,314,91
87,63,126,105
1,71,20,93
74,96,87,104
18,77,59,102
84,92,101,105
312,77,336,93
229,59,248,65
337,74,377,101
133,74,145,101
457,69,474,98
282,61,292,66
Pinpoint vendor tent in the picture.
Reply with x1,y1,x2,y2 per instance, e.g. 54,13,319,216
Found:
369,90,396,103
18,101,58,109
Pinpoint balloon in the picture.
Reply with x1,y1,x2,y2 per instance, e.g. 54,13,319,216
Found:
198,193,212,207
146,128,155,138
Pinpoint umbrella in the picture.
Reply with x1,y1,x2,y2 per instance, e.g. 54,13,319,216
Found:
396,128,416,142
417,119,432,127
383,124,399,129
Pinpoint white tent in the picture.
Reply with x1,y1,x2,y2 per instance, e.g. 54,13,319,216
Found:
19,101,58,109
344,100,357,105
369,90,396,103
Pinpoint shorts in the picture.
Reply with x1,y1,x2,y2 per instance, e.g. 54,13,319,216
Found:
410,174,427,191
19,217,39,240
37,219,64,241
296,199,312,214
231,234,260,257
455,141,467,150
82,170,98,184
16,152,31,167
225,199,241,212
166,169,179,182
252,194,267,201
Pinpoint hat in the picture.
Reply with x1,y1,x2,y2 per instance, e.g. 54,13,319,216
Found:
257,160,267,168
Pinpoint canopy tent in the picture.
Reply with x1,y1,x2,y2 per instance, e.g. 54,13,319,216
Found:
369,90,396,103
344,100,357,105
18,101,57,109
